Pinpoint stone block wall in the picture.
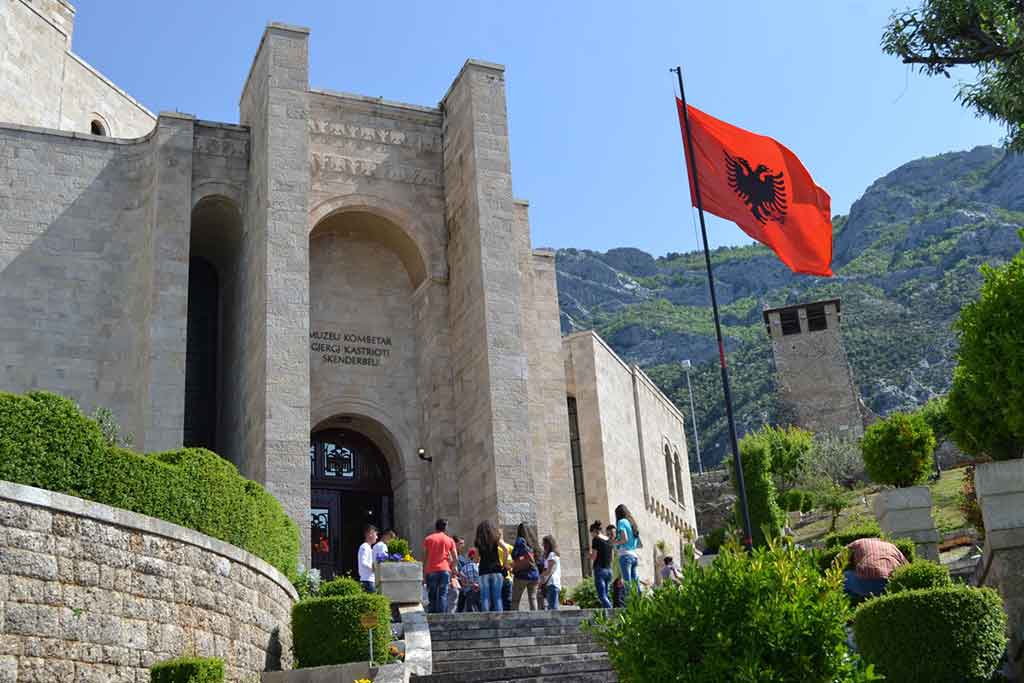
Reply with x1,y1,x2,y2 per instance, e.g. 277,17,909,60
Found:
0,481,297,683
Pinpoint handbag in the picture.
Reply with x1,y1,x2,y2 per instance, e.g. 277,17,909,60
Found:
512,550,535,573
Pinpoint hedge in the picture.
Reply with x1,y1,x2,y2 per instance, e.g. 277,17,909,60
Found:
854,586,1007,682
292,593,392,667
886,561,952,593
0,391,300,578
149,656,224,683
319,576,362,598
825,522,883,548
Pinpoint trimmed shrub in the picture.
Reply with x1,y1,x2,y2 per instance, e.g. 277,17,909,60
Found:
586,544,877,681
319,576,362,598
567,578,600,608
779,489,804,513
292,593,392,667
854,586,1007,682
387,537,412,558
800,489,816,513
861,412,936,487
149,656,224,682
886,561,952,593
730,430,786,546
0,392,299,577
825,522,883,548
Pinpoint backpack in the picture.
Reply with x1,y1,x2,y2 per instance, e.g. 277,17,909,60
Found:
512,548,536,573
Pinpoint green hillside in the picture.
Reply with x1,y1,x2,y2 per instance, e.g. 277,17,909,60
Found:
556,146,1024,469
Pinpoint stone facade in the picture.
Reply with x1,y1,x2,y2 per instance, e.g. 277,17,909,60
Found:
0,481,296,683
764,299,865,438
0,5,694,593
563,331,698,586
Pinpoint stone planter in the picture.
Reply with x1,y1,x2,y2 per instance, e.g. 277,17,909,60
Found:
873,485,939,561
975,459,1024,678
376,560,423,605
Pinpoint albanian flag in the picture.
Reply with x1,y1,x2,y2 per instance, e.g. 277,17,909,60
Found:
676,99,833,276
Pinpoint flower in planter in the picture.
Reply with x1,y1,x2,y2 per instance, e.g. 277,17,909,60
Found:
376,552,408,563
403,553,415,562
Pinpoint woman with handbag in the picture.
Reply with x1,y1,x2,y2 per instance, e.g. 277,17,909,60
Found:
510,522,540,610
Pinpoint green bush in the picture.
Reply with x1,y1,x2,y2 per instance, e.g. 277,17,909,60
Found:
319,576,362,598
586,544,879,682
762,425,813,491
292,593,392,667
779,489,804,513
703,527,729,554
731,428,786,546
567,578,600,608
0,391,299,577
854,586,1007,682
825,522,883,548
800,489,816,513
861,412,936,487
886,561,952,593
387,537,411,558
149,656,224,683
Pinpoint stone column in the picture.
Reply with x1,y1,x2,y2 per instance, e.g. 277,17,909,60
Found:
975,459,1024,678
441,60,536,531
873,486,939,561
239,22,312,561
143,112,194,452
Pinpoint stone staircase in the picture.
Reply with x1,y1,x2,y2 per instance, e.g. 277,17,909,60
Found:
410,609,618,682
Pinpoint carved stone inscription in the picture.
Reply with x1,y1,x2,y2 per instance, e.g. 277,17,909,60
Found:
311,329,392,367
311,153,442,187
309,120,441,152
310,118,442,187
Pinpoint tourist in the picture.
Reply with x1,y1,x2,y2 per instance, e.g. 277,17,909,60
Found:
611,577,626,608
660,556,681,584
843,538,907,600
589,521,613,608
373,528,395,561
422,518,458,613
497,527,514,611
451,535,467,613
459,547,482,612
357,524,379,593
613,504,641,595
475,520,505,612
539,535,562,610
511,522,540,610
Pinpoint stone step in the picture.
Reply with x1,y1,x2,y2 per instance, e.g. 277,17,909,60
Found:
430,624,596,642
412,656,615,682
432,633,595,654
432,650,608,674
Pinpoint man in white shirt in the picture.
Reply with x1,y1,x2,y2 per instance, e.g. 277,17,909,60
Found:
358,525,379,593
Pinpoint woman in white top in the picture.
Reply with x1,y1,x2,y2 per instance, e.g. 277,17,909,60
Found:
539,535,561,610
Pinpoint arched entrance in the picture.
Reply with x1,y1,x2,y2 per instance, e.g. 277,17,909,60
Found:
310,426,393,579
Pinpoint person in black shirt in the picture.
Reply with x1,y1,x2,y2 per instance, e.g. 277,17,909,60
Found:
589,520,614,608
474,520,506,612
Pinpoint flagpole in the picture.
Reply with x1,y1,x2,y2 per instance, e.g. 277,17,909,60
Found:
672,66,754,550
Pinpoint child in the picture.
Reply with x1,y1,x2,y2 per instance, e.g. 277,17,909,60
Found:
660,556,681,584
611,577,626,608
539,535,561,610
459,547,482,612
357,524,379,593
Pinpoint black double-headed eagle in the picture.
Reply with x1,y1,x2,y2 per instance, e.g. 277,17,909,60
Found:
725,152,788,224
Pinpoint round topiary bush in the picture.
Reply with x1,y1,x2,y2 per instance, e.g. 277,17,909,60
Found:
292,593,392,667
586,544,874,681
566,578,600,608
886,561,952,594
854,586,1007,682
861,412,936,487
318,576,362,598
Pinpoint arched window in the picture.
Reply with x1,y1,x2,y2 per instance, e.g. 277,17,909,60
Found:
664,444,676,500
673,450,685,506
90,119,107,136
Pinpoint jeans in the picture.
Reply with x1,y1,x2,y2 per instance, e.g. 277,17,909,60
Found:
426,571,450,613
512,579,538,610
594,567,613,609
480,573,504,612
360,580,375,594
546,584,560,610
502,577,513,611
619,553,639,594
843,570,888,599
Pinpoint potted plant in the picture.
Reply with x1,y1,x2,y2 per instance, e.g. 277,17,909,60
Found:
863,411,940,560
374,537,422,604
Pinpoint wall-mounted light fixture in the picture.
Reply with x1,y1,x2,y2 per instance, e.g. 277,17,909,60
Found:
418,447,432,463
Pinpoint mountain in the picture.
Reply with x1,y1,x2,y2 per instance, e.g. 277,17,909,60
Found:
556,145,1024,470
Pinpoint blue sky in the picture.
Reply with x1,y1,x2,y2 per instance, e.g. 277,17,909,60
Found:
75,1,1005,257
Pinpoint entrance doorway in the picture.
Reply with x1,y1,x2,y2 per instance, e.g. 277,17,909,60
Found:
309,428,393,579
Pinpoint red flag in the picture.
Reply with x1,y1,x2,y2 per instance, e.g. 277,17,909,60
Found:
677,99,833,276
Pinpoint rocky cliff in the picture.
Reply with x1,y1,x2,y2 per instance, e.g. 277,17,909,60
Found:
556,145,1024,469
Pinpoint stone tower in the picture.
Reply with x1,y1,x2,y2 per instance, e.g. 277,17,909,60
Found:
762,299,864,438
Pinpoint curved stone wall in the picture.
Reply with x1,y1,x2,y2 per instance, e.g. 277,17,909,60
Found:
0,481,297,682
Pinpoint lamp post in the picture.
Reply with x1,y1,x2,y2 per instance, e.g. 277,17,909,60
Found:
681,360,703,474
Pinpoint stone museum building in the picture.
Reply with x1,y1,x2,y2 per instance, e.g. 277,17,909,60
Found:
0,0,696,585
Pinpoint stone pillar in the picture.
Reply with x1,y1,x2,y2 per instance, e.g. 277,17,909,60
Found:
873,486,939,561
441,60,536,530
239,22,312,561
143,112,194,452
975,459,1024,678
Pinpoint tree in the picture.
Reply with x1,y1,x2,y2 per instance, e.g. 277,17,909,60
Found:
882,0,1024,151
804,433,864,488
947,242,1024,460
861,412,937,487
762,425,814,492
731,429,786,547
916,395,953,446
818,484,852,533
